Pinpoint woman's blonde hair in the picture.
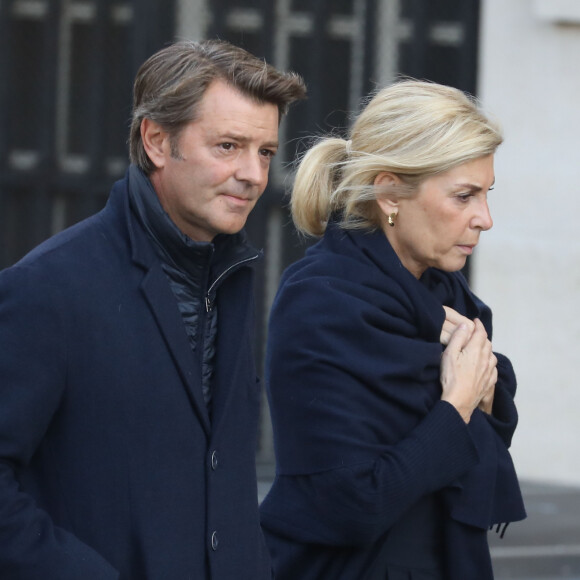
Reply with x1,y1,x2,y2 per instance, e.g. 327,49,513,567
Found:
291,79,503,236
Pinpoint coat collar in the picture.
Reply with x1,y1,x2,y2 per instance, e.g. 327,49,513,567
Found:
103,168,262,435
125,165,262,300
104,172,213,433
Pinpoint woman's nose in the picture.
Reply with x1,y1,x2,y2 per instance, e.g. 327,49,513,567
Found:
473,199,493,231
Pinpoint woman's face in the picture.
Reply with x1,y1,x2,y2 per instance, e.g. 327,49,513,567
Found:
380,155,495,279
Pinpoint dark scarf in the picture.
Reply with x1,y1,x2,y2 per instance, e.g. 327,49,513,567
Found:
266,221,526,577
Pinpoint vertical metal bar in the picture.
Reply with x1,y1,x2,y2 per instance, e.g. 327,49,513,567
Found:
39,0,61,176
90,0,112,164
130,0,177,81
348,0,366,114
307,0,330,129
407,0,428,78
83,0,125,216
175,0,209,41
458,0,480,94
128,0,146,80
374,0,400,88
31,0,61,247
260,0,275,60
0,0,8,266
206,0,227,38
0,0,12,169
362,0,377,97
72,0,111,218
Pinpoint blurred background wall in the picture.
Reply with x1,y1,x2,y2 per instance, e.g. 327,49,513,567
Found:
1,0,578,485
476,0,580,485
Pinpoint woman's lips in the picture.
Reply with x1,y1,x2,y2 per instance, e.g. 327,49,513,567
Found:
457,244,475,255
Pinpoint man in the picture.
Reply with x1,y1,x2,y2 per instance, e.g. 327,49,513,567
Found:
0,40,305,579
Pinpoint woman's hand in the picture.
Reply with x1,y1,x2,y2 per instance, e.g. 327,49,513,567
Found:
440,318,498,423
441,307,496,415
440,306,474,346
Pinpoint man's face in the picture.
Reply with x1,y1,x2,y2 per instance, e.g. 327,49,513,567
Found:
147,80,280,242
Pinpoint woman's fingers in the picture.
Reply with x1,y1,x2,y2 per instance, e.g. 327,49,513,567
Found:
478,352,498,414
440,319,496,423
440,306,475,345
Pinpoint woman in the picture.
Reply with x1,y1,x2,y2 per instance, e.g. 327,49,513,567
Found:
260,80,526,580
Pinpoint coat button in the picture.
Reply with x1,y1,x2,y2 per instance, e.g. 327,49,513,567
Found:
211,450,218,470
211,531,219,551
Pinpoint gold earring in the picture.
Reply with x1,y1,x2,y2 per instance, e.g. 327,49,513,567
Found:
388,212,397,227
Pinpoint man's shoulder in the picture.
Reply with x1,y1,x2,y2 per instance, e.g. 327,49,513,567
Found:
2,198,132,288
9,174,133,271
13,212,108,270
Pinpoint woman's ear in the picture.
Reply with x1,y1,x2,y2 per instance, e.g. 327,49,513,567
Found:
374,172,400,216
140,118,169,170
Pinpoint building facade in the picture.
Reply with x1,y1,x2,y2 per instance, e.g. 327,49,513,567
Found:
476,0,580,485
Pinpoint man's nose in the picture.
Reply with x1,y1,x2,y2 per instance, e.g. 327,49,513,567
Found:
235,151,267,187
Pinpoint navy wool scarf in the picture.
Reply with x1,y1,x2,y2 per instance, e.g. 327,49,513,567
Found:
264,222,526,577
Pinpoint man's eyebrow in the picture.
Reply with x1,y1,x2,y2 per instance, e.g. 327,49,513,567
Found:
217,133,279,148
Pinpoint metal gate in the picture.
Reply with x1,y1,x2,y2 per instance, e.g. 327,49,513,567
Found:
0,0,175,268
0,0,481,466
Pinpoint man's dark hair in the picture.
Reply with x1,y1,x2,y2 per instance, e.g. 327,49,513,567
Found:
129,39,307,174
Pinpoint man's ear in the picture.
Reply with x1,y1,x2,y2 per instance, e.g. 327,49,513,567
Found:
374,171,400,215
140,118,168,170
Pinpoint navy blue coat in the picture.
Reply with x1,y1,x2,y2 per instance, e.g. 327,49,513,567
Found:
0,173,271,579
261,223,525,579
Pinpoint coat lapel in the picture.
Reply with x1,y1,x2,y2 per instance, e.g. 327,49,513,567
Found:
139,265,211,435
110,175,211,434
